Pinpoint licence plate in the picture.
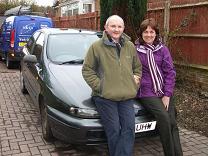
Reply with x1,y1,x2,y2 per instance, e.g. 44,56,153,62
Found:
19,42,27,47
135,121,156,133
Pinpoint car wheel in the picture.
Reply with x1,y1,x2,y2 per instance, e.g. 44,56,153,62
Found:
40,98,53,141
20,71,28,94
6,53,12,69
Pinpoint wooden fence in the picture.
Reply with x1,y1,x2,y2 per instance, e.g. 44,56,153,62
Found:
147,0,208,67
146,0,208,90
52,11,100,31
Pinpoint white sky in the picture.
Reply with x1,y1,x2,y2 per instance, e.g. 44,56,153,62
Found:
34,0,54,7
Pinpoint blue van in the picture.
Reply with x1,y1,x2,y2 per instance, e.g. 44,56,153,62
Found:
0,15,53,68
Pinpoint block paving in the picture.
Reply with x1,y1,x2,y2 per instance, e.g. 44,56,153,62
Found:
0,61,208,156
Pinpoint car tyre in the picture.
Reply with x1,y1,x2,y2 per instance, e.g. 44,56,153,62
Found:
40,98,53,141
20,71,28,94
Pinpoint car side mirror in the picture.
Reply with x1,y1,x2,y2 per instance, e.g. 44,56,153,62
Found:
23,55,37,63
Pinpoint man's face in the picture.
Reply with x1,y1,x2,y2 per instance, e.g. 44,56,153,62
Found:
104,18,124,42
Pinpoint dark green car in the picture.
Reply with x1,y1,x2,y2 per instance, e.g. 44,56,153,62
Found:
20,28,157,145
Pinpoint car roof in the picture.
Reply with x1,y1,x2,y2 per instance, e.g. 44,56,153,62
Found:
38,28,100,35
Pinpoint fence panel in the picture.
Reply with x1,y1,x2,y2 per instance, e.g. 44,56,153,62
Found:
147,0,208,90
52,12,100,31
147,0,208,66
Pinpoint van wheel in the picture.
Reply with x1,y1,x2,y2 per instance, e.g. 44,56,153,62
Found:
6,54,12,69
1,52,6,61
20,71,28,94
40,98,53,141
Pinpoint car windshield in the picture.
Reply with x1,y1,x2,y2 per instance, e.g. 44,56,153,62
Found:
47,33,100,63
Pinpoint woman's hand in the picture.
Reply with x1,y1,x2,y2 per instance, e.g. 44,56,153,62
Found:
133,75,140,85
162,96,170,111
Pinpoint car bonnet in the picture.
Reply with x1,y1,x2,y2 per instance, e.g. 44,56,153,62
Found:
48,63,96,109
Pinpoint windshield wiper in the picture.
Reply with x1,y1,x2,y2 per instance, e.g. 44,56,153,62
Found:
59,59,84,65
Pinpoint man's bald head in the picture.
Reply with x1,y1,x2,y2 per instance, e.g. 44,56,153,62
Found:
105,15,124,27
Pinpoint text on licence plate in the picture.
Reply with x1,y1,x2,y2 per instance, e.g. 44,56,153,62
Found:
135,121,156,133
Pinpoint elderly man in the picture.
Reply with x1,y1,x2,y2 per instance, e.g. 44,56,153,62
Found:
82,15,142,156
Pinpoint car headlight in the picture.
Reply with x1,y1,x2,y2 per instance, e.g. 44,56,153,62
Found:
69,106,100,119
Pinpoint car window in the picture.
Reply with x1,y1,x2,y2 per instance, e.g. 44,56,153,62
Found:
47,33,99,63
26,31,40,54
32,32,44,61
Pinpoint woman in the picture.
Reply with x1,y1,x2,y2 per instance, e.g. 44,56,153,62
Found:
135,18,183,156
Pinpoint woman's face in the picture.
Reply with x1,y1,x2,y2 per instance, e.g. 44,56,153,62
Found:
142,26,156,45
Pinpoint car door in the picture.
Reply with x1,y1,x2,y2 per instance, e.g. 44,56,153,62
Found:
0,24,3,53
27,32,45,106
22,31,40,94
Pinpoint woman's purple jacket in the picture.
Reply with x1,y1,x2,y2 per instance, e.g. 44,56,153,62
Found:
136,44,176,98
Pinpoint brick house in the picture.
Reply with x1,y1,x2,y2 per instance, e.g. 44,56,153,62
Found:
53,0,100,17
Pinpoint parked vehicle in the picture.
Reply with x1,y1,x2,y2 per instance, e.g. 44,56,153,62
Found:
4,5,31,16
0,15,52,68
20,28,157,145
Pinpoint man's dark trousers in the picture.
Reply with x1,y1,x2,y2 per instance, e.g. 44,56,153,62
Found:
93,97,135,156
139,97,183,156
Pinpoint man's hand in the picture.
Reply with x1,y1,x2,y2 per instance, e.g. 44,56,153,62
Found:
162,96,170,111
133,75,140,85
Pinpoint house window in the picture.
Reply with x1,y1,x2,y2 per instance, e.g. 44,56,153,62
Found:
61,6,68,17
68,10,72,16
73,8,79,15
83,4,92,13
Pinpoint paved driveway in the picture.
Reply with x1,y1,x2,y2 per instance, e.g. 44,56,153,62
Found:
0,61,208,156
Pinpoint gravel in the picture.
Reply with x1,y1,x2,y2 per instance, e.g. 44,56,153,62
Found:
174,84,208,137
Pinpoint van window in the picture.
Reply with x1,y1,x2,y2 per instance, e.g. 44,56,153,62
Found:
33,33,44,61
26,31,40,54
